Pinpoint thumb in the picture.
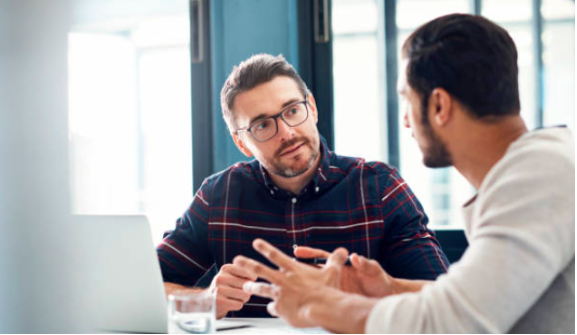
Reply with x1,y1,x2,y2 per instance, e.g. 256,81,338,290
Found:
359,256,384,276
326,247,349,268
352,253,383,276
267,302,278,317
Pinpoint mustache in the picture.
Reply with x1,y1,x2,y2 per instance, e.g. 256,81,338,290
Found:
275,137,309,157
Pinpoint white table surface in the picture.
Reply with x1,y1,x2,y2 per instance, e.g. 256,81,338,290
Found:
217,318,329,334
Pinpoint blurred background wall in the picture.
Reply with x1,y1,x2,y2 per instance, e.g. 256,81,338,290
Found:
0,0,80,332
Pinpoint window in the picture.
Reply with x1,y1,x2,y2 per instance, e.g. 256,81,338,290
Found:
332,0,385,162
68,1,193,244
332,0,575,228
542,0,575,129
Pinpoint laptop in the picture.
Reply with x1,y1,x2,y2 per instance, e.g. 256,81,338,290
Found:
74,215,168,333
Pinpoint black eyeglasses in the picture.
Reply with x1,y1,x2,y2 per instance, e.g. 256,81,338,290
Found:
235,100,309,142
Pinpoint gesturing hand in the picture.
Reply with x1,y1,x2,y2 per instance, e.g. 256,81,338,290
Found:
209,263,257,319
233,239,349,328
294,246,398,298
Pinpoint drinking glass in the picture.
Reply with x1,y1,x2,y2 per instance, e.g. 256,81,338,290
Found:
168,290,216,334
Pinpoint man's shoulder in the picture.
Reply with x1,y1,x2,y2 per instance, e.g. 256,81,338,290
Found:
330,152,398,177
502,127,574,174
202,160,259,187
517,127,574,160
363,160,399,175
480,127,575,201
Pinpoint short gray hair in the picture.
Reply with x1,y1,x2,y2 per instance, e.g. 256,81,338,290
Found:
220,54,309,132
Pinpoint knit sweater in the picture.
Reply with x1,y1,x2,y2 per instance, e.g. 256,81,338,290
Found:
366,127,575,333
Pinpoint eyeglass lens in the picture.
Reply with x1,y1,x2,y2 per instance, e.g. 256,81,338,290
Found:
250,102,308,142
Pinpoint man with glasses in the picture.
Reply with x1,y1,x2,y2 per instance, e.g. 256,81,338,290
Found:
157,54,450,318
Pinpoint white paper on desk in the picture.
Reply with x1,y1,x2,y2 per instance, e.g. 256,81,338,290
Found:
259,327,328,334
216,319,328,334
216,319,252,331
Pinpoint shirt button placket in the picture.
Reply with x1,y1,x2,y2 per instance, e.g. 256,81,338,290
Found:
291,197,298,249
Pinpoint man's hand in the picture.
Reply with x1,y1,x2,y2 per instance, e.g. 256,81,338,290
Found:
233,239,349,328
209,263,257,319
294,246,398,298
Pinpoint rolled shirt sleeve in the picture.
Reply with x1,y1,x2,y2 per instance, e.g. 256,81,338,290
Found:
378,169,450,280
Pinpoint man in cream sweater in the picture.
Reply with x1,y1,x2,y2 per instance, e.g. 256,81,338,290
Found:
234,14,575,333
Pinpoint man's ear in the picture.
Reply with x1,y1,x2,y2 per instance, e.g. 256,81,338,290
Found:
429,88,452,127
307,92,319,123
232,133,254,157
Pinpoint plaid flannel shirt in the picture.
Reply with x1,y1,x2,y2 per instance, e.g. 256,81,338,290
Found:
158,139,449,317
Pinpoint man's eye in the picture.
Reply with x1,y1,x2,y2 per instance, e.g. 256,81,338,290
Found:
255,122,269,131
286,108,298,116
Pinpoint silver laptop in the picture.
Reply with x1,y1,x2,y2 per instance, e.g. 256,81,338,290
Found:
74,215,168,333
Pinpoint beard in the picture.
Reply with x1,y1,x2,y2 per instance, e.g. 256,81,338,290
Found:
265,133,320,178
421,121,452,168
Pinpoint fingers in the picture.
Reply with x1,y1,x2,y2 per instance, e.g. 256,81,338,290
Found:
214,271,253,290
267,301,278,317
233,255,283,284
213,264,256,295
325,247,349,268
350,253,362,268
351,253,383,276
221,263,258,282
252,239,297,271
360,255,382,275
293,246,331,259
211,263,255,318
216,295,243,318
217,285,251,303
243,282,279,299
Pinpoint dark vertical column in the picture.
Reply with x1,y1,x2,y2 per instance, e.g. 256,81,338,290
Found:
471,0,482,15
297,0,335,150
384,0,399,169
191,0,214,192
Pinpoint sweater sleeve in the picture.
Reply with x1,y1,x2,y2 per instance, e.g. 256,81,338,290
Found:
366,138,575,333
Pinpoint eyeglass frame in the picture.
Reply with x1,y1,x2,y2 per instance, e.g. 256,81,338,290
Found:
233,99,310,143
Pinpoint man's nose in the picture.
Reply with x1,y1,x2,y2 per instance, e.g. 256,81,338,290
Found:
403,110,410,128
276,118,296,140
